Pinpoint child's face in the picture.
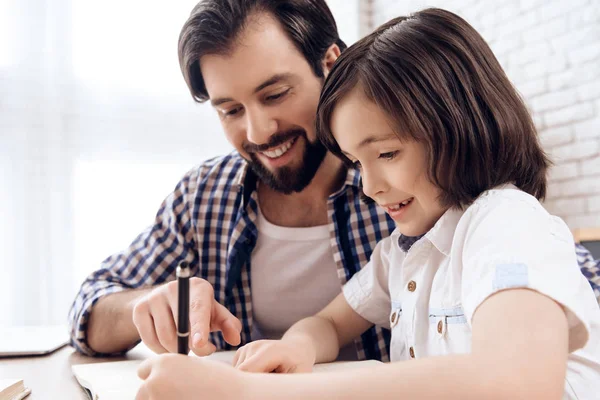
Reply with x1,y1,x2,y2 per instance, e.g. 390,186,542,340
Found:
331,87,448,236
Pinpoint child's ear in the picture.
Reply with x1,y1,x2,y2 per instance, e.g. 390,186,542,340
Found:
322,43,341,78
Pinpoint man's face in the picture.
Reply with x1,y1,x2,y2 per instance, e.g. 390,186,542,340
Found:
200,13,330,194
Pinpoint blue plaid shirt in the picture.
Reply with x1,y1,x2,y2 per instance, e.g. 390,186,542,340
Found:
69,152,396,359
69,152,600,357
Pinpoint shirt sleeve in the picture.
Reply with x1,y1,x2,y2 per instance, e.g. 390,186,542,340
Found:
576,243,600,306
461,196,595,353
67,166,201,356
342,235,395,328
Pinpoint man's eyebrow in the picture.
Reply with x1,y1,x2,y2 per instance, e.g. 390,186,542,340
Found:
253,73,294,93
210,73,295,107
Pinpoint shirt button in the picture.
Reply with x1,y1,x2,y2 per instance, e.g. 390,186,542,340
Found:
390,311,398,324
437,320,443,334
407,280,417,292
409,346,415,358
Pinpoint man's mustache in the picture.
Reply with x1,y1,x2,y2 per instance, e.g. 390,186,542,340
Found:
243,129,305,153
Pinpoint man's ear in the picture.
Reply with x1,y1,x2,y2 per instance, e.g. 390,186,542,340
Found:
322,43,341,78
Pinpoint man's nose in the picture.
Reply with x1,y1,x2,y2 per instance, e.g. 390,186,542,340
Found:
246,107,278,146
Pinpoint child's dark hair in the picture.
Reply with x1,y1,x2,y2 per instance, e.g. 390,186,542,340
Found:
316,8,550,208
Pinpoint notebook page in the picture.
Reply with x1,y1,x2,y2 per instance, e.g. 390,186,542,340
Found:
72,351,383,399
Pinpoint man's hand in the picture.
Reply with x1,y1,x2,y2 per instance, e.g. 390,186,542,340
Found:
233,338,315,373
132,277,242,355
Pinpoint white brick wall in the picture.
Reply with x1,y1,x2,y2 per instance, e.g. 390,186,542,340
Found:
368,0,600,229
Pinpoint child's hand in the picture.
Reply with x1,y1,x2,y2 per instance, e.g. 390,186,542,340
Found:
233,339,315,373
136,354,248,400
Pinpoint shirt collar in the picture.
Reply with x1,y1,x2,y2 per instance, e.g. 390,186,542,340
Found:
424,206,465,256
232,157,258,210
390,206,465,256
329,166,362,199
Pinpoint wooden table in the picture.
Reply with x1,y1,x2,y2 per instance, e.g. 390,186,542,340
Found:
0,345,153,399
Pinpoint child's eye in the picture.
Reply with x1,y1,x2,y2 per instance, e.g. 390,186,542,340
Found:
379,151,399,161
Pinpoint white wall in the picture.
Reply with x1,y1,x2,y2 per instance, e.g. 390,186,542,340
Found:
368,0,600,229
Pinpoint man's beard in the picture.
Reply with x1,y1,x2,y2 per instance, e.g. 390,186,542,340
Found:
243,129,327,195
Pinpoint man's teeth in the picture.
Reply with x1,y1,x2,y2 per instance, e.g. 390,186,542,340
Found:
261,139,294,159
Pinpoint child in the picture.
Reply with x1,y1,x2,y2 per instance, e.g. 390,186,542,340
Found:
136,8,600,400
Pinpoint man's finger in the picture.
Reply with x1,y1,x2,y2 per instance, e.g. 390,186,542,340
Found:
212,302,242,346
133,303,168,354
190,341,217,357
149,296,178,353
188,283,214,350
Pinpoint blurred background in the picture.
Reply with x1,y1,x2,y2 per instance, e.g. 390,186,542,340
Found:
0,0,598,327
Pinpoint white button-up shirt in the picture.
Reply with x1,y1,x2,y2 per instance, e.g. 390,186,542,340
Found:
343,185,600,398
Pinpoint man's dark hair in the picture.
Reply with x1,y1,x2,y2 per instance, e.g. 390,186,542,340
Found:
178,0,347,103
317,8,550,208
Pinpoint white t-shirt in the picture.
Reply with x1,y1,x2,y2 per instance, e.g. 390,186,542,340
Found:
343,185,600,398
251,205,357,360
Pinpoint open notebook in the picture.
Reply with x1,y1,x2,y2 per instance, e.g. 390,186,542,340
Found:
72,350,382,400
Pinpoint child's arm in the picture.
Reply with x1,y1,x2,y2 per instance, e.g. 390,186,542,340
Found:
244,288,568,400
234,293,373,372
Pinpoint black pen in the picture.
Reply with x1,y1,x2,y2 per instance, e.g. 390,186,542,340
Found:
176,261,190,355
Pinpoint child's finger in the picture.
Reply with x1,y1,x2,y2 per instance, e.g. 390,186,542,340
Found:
137,358,154,380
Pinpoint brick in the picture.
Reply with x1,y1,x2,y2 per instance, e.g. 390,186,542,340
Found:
551,25,600,53
509,42,552,66
569,42,600,65
550,139,599,163
479,12,497,28
495,9,539,36
547,161,579,182
539,0,588,22
496,3,520,22
532,113,545,130
546,182,563,199
545,103,595,127
489,34,521,57
529,89,578,113
540,125,574,148
576,80,600,102
569,6,600,28
523,17,568,44
588,194,600,213
581,156,600,176
549,61,600,91
544,197,586,215
523,56,567,80
459,2,489,25
574,118,600,141
520,0,546,12
516,78,547,98
566,214,600,229
559,176,600,197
